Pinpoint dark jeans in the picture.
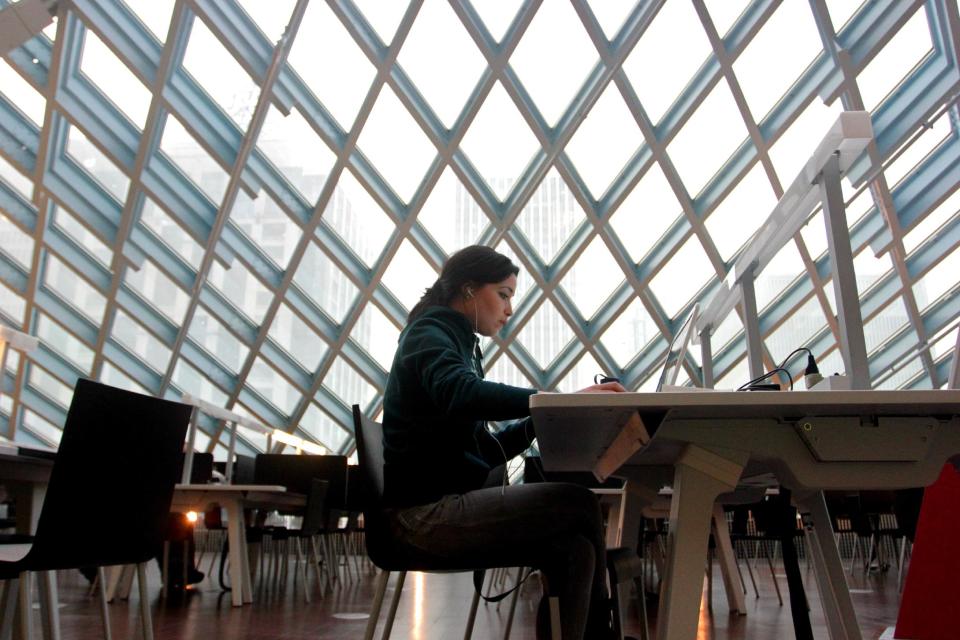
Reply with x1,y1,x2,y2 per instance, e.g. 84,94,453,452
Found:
386,482,607,639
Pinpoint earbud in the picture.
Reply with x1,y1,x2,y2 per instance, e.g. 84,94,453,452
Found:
465,288,474,299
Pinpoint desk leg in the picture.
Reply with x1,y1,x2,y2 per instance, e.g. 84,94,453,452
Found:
711,504,746,615
656,446,745,640
224,500,250,606
798,491,863,640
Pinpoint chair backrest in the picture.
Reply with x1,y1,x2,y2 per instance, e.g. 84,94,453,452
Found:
177,451,214,484
253,453,347,509
351,405,385,503
29,378,192,570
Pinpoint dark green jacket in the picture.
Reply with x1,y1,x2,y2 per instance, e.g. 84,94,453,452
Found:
382,306,537,507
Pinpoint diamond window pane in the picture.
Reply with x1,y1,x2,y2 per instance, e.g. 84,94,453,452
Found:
111,309,172,372
99,360,149,395
66,126,130,202
470,1,522,42
610,163,681,262
0,213,33,269
237,0,296,42
229,189,300,269
247,357,301,415
0,153,33,200
623,0,711,125
293,242,358,323
588,0,636,39
23,410,61,447
883,113,951,188
124,259,190,325
123,0,174,42
865,298,910,354
398,0,486,127
559,351,603,392
138,197,203,269
352,0,407,45
53,207,112,268
485,351,535,389
207,260,271,325
230,403,270,452
188,305,249,373
43,255,106,325
800,211,829,260
352,303,400,370
509,0,597,127
648,236,713,317
732,2,822,121
322,171,394,267
172,358,227,406
258,105,335,205
459,81,540,201
704,164,777,261
36,313,93,373
767,295,827,359
515,169,585,263
0,281,26,324
159,115,228,203
516,300,574,368
559,236,620,319
756,241,803,312
711,311,743,355
600,297,658,368
702,1,749,38
825,0,862,31
182,17,259,129
29,365,72,409
79,27,151,129
491,241,534,308
853,248,892,297
914,243,960,310
716,355,750,390
355,85,436,203
288,1,376,131
769,98,842,188
857,7,932,112
904,189,960,254
565,82,643,198
0,60,45,125
300,402,348,452
323,356,376,408
667,81,748,197
381,240,436,312
417,168,488,254
267,303,328,373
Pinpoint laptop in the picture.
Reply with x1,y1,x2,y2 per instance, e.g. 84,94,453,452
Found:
656,303,700,392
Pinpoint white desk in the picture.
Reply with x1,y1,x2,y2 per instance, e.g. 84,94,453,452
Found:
170,484,305,607
530,389,960,640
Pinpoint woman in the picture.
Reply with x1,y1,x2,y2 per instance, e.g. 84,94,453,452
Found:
381,245,625,639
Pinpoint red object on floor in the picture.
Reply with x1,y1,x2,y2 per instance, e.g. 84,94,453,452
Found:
895,464,960,639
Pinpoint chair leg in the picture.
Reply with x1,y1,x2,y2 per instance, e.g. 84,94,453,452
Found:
17,572,31,640
135,563,153,640
548,596,561,640
1,578,19,640
35,571,59,640
96,568,112,640
381,571,406,640
294,539,310,604
463,577,481,640
502,567,527,640
763,543,783,606
364,570,390,640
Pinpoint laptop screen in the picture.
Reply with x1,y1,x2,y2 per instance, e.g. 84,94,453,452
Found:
656,303,700,392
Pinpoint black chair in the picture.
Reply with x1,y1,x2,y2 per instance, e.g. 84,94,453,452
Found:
0,378,191,640
352,405,561,640
252,453,347,592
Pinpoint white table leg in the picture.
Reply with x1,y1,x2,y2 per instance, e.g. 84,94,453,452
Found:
656,445,746,640
712,503,746,615
798,491,863,640
223,499,252,605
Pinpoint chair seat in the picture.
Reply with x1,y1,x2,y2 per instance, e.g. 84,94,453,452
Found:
0,543,32,563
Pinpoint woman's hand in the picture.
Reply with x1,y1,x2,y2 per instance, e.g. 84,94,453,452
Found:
576,381,626,393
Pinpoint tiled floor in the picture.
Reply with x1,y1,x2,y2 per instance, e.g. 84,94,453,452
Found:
19,552,904,639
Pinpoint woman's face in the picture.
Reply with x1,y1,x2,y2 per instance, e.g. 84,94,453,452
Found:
467,274,517,336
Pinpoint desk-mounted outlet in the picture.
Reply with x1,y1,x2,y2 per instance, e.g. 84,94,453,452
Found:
794,416,938,462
